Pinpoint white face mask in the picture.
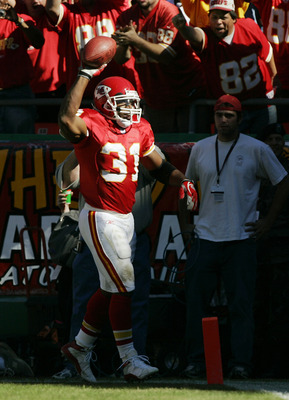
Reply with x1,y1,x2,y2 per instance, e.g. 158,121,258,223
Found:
105,92,142,127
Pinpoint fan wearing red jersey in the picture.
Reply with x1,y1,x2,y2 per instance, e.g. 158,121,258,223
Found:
252,0,289,123
45,0,141,98
0,0,44,133
173,0,278,138
20,0,66,123
112,0,206,134
58,63,198,382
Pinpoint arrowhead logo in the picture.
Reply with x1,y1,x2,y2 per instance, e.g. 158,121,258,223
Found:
95,84,111,99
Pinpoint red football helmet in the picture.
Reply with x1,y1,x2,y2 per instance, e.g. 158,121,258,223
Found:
93,76,142,128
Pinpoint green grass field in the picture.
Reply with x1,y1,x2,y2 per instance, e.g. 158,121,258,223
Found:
0,380,287,400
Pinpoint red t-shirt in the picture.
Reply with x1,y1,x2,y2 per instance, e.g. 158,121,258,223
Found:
253,0,289,90
0,15,35,89
200,18,274,101
28,14,66,93
117,0,205,109
74,110,155,214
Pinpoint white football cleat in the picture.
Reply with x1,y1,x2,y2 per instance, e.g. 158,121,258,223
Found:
122,355,159,381
61,340,97,383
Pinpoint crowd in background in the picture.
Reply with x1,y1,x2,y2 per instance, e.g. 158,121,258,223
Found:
0,0,288,135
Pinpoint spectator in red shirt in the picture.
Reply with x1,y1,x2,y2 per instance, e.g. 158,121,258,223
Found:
252,0,289,123
113,0,206,134
173,0,278,138
45,0,140,99
21,0,66,123
0,0,44,133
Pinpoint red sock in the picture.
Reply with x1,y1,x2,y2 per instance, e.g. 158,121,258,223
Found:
81,289,110,337
109,293,133,347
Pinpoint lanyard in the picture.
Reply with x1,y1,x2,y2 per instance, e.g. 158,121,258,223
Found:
215,135,239,185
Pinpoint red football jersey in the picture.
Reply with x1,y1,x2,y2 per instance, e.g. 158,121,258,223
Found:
253,0,289,90
116,0,205,109
0,15,35,89
28,15,66,93
57,0,140,96
200,18,274,101
74,110,155,214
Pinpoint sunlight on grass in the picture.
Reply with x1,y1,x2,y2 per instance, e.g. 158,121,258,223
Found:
0,384,282,400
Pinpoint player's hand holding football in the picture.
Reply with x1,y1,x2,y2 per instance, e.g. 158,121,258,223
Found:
78,62,107,80
179,179,198,211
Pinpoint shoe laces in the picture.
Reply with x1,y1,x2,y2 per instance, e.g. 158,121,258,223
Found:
118,355,150,371
83,348,97,363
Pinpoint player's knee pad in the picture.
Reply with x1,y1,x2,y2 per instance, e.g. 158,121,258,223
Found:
103,223,134,287
103,223,131,260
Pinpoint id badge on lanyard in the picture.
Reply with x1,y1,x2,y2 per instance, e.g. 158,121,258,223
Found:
211,185,225,202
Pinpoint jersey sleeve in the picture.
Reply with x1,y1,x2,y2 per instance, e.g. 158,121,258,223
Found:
76,108,90,125
139,119,155,158
56,3,70,29
245,18,272,62
72,108,95,148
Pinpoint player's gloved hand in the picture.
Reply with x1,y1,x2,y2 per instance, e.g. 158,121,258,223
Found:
179,179,198,211
78,63,107,80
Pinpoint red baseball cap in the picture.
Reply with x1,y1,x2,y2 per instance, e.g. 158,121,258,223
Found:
214,94,242,112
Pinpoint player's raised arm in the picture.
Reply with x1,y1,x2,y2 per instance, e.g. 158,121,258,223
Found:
58,63,106,143
59,38,110,142
58,75,88,143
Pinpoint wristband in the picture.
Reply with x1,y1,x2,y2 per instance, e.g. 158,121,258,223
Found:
78,64,107,80
78,70,93,80
181,178,195,185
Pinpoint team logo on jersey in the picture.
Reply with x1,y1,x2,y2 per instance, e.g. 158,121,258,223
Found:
95,84,111,99
236,155,244,167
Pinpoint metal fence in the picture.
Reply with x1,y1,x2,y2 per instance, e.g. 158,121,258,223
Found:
1,96,289,135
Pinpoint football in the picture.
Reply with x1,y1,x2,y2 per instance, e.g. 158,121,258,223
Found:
82,36,117,68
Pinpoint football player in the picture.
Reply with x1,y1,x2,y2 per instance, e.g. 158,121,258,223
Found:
58,63,198,382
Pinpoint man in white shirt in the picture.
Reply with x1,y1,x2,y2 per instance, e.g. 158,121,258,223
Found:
180,94,289,379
